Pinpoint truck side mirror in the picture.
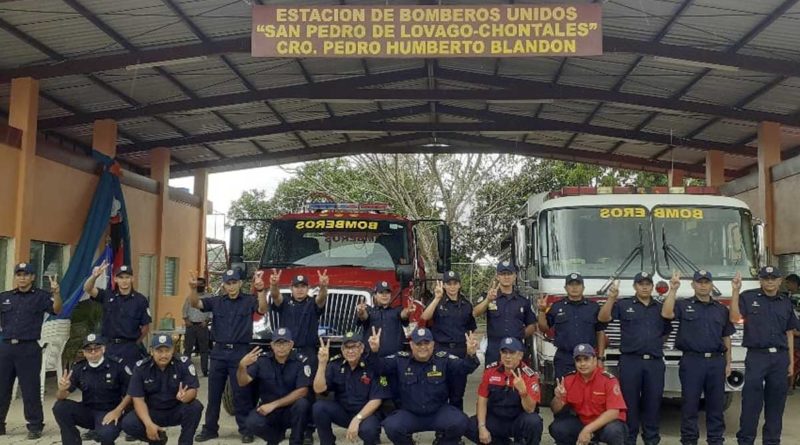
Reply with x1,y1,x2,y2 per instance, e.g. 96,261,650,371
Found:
514,222,528,269
437,224,452,273
753,222,767,267
229,225,245,275
396,264,414,289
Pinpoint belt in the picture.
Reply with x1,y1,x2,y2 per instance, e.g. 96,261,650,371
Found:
683,351,724,358
748,347,783,353
622,353,660,360
111,338,136,344
2,339,36,344
215,342,249,349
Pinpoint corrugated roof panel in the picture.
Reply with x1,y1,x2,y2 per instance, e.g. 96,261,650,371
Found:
557,54,640,90
226,55,307,89
590,103,655,129
209,140,264,158
37,96,73,119
96,70,190,105
619,59,706,98
174,0,250,40
641,113,711,140
326,102,380,116
365,59,424,74
271,99,328,115
78,0,198,48
569,134,620,152
613,141,666,159
745,78,800,114
651,146,706,164
498,57,563,82
439,59,497,75
0,33,48,68
601,0,680,41
691,119,757,144
120,116,184,141
679,72,774,106
40,75,131,112
738,9,800,61
302,58,365,83
214,102,283,129
523,131,573,146
536,101,597,124
164,59,250,98
166,112,229,136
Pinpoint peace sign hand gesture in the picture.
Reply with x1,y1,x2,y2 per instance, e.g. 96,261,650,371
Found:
732,271,742,292
670,270,681,290
434,280,444,300
487,279,499,302
269,269,282,286
554,377,567,400
317,269,329,288
318,337,331,363
465,331,480,356
176,382,189,402
58,369,72,392
406,297,416,313
48,275,60,294
240,347,262,368
536,296,548,312
607,279,620,299
253,271,265,291
92,261,109,278
368,326,382,353
510,368,527,394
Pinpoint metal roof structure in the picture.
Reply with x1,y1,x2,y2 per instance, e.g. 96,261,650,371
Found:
1,0,800,178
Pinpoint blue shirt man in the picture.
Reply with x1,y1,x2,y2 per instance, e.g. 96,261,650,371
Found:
121,335,203,445
84,264,151,367
271,271,329,358
357,281,411,357
0,262,62,439
662,270,735,445
53,334,132,445
599,271,672,445
474,262,536,367
731,266,800,445
370,327,480,445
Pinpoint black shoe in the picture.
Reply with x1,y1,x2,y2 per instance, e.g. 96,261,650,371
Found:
155,430,168,444
303,429,314,445
27,431,43,440
432,432,442,445
125,433,137,441
241,434,255,443
195,430,219,442
82,430,99,441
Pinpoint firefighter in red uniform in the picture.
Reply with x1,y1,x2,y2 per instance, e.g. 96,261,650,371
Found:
549,344,627,445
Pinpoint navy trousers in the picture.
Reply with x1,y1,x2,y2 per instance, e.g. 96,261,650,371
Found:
382,405,468,445
53,400,122,445
202,345,254,435
736,349,790,445
619,354,665,445
106,341,144,368
549,412,626,445
120,400,203,445
245,399,310,445
679,354,726,445
437,343,469,410
0,341,43,432
312,399,381,445
464,412,543,445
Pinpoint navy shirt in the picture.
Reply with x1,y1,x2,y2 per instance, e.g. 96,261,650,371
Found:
127,355,199,411
68,356,132,411
0,287,56,340
359,306,407,357
323,355,391,414
373,350,480,415
478,290,536,341
246,351,311,404
611,297,672,357
546,297,605,351
674,297,736,353
738,289,799,350
202,293,259,344
94,289,151,341
430,295,477,344
273,297,324,348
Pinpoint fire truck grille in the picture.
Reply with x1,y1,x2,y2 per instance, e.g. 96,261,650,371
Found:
268,289,371,340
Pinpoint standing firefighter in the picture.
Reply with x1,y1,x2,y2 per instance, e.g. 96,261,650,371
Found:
731,266,799,445
598,272,672,445
182,276,212,377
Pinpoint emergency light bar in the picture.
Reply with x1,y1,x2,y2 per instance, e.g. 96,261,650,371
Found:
546,186,719,200
306,202,392,212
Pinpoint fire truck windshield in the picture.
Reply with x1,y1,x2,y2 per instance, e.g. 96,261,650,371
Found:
260,219,410,269
654,206,756,279
540,206,653,279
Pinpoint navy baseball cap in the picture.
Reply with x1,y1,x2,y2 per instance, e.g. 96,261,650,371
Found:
292,274,309,286
443,270,461,282
565,273,584,285
693,270,713,282
272,327,293,342
758,266,782,279
573,343,596,358
496,261,517,273
375,281,392,293
82,333,105,348
499,337,524,353
634,272,653,283
13,262,34,274
342,331,362,346
115,265,133,276
151,334,173,349
223,269,241,282
411,328,434,343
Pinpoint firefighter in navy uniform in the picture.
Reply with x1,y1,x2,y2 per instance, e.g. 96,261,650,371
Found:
598,272,672,445
473,261,536,367
53,333,132,445
731,266,799,445
538,273,606,378
269,270,329,360
84,263,151,368
192,269,268,443
662,270,734,445
465,337,543,445
369,327,481,445
549,344,627,445
121,334,203,445
421,271,477,411
312,331,389,445
0,262,62,439
237,328,311,445
357,281,413,357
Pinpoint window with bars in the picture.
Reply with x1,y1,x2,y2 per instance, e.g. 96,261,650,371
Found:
29,240,67,291
163,257,179,296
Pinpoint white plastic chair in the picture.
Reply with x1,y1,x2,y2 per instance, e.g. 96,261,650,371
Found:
12,318,71,402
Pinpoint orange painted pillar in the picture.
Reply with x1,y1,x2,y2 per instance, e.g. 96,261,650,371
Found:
757,122,781,252
150,147,171,322
705,150,725,187
93,119,118,158
194,169,209,277
668,168,684,187
9,77,40,264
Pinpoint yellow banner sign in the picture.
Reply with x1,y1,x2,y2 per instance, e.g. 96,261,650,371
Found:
295,220,380,230
252,5,602,58
653,208,704,219
599,208,647,218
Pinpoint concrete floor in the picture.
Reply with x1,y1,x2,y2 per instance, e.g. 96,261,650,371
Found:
3,358,798,444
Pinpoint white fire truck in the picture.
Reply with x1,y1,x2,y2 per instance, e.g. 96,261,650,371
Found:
507,186,767,406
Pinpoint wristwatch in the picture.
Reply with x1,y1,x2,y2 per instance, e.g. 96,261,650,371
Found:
355,414,364,421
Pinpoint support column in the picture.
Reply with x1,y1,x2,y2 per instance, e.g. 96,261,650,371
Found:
150,148,171,322
757,122,781,252
194,169,209,278
9,77,40,264
668,168,684,187
92,119,118,158
705,150,725,187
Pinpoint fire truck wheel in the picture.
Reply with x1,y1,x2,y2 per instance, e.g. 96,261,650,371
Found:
222,381,234,416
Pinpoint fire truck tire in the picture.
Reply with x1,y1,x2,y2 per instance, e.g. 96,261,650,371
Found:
222,381,234,416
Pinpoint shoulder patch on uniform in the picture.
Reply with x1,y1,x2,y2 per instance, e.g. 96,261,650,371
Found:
448,354,459,360
296,353,309,363
180,356,189,363
486,361,499,369
304,365,311,377
397,351,410,357
522,366,536,377
135,358,146,367
124,365,133,376
188,364,196,376
435,350,449,358
602,370,617,379
329,354,342,362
